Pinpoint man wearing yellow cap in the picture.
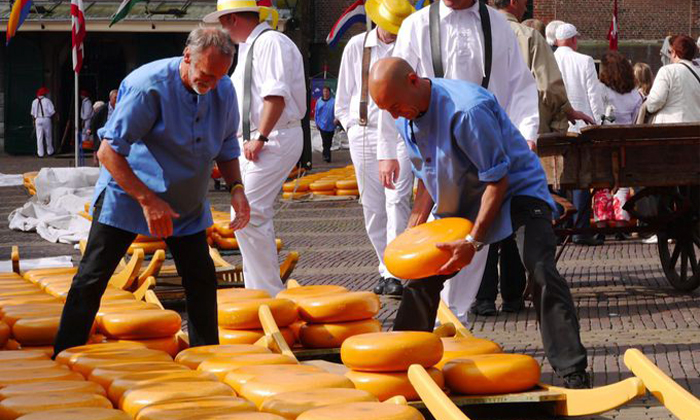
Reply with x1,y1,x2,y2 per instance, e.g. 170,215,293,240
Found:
204,1,306,296
335,0,415,296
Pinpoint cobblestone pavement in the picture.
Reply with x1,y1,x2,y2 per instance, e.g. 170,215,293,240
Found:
1,152,698,419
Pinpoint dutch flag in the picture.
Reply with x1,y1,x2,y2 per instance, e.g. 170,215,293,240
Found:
326,0,367,48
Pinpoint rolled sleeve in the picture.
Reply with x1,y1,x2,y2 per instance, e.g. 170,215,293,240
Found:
456,105,511,183
257,37,293,104
98,85,157,156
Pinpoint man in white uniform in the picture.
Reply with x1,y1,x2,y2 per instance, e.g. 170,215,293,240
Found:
554,23,605,246
30,87,55,157
377,0,540,323
205,0,306,296
80,90,94,143
335,0,414,296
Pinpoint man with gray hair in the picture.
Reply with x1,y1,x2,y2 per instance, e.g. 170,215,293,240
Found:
53,27,250,357
545,19,565,49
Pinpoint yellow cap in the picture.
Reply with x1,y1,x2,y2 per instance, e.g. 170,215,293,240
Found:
365,0,415,35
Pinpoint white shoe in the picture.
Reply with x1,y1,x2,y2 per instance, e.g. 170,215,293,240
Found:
642,235,658,244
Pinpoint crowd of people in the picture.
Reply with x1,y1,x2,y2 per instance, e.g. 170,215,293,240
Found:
30,0,699,391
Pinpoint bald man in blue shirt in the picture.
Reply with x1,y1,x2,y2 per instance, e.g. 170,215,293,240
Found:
369,57,590,389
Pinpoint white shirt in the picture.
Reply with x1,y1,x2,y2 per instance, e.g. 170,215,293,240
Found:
554,46,605,132
31,96,55,119
601,86,643,125
335,29,396,133
231,23,306,136
80,97,93,122
645,60,700,124
377,1,540,159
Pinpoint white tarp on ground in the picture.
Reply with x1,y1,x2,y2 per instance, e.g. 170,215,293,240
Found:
8,167,99,244
310,121,349,153
0,173,24,187
0,256,73,273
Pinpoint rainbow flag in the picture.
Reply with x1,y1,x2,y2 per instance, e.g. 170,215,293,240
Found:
6,0,33,45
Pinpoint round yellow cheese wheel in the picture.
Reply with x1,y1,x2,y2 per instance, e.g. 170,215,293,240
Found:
299,319,382,349
218,298,297,329
2,308,64,327
175,344,271,369
0,321,9,348
0,350,48,363
214,222,235,237
282,182,311,193
211,232,238,250
240,371,355,408
0,294,59,306
11,316,61,346
134,396,256,420
260,388,377,419
128,241,167,255
223,364,323,394
443,354,541,395
0,367,84,388
436,337,502,368
275,285,348,304
282,192,308,200
197,353,298,381
313,190,336,196
309,181,336,192
70,348,173,377
23,268,77,282
345,368,444,401
341,332,443,372
0,381,105,401
0,359,64,372
108,370,219,405
217,288,271,303
383,217,473,280
335,180,358,190
118,335,181,357
218,328,295,346
55,342,148,365
15,407,131,420
297,402,425,420
99,310,182,339
297,292,380,323
0,393,112,420
96,305,162,327
336,189,359,197
87,361,189,390
120,381,235,418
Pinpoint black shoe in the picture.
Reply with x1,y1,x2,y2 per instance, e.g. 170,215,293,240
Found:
501,299,524,313
384,278,403,296
563,371,591,389
469,300,497,316
572,235,604,246
373,278,387,295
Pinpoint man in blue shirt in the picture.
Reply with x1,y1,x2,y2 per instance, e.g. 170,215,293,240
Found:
314,86,337,162
369,57,589,388
53,28,251,357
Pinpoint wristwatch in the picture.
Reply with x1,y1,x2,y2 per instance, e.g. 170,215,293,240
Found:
465,234,485,252
256,133,269,143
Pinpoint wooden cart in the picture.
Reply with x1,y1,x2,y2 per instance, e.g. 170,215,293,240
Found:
538,123,700,291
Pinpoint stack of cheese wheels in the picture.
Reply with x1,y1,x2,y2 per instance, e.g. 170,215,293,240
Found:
209,221,283,252
238,370,355,408
435,336,503,368
260,388,377,419
443,354,541,395
341,332,445,401
22,172,38,196
335,179,359,197
218,293,298,348
97,309,182,357
297,402,425,420
282,179,313,200
0,350,120,420
128,235,167,255
281,165,357,199
383,217,473,280
295,291,381,349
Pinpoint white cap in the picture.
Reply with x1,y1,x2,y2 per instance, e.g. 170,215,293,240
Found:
555,23,579,41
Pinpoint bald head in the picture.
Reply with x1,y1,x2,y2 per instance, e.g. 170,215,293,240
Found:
369,58,431,120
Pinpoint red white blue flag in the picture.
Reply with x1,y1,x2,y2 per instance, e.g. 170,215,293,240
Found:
326,0,366,48
71,0,86,73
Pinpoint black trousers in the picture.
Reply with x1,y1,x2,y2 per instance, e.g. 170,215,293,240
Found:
393,196,588,376
53,197,219,357
475,235,526,304
319,129,334,161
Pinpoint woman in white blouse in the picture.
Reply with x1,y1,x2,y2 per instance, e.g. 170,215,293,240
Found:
646,35,700,123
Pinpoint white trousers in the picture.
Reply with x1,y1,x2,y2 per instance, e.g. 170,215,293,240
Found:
425,213,490,327
347,126,413,279
35,118,53,157
233,126,303,296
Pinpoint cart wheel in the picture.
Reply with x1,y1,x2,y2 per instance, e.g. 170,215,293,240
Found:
657,187,700,292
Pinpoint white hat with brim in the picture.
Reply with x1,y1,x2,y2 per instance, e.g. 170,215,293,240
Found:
203,0,278,26
555,23,579,41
